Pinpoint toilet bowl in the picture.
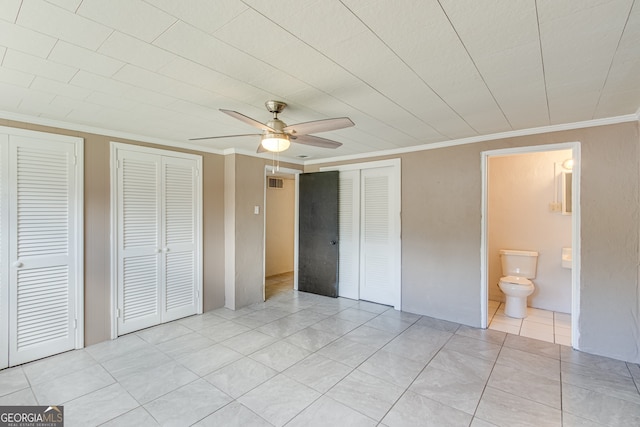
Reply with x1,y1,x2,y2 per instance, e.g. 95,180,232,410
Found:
498,249,538,319
498,276,535,318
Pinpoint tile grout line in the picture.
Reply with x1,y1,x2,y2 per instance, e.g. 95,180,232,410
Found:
373,324,461,424
469,334,506,425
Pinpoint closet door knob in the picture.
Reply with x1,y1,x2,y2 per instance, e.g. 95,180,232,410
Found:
13,261,23,268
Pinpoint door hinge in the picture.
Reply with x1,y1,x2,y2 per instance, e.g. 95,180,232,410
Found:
72,155,77,165
116,308,120,318
115,159,120,169
195,290,200,300
195,168,200,177
73,319,78,329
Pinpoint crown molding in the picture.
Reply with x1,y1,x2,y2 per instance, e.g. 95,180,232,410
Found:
1,110,636,167
304,113,639,165
0,110,225,155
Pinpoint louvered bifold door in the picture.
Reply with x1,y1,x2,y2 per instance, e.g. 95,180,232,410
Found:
338,170,360,300
161,156,199,322
8,137,77,366
359,166,400,307
117,150,162,335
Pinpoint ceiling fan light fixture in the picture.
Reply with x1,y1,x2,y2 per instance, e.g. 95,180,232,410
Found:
261,133,290,152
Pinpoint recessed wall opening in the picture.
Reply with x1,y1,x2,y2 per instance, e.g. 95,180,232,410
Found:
481,142,580,349
263,167,299,301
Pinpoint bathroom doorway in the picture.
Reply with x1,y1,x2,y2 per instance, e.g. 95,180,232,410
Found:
263,167,300,301
481,142,580,349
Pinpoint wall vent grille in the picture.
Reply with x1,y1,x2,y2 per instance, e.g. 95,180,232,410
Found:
268,177,284,189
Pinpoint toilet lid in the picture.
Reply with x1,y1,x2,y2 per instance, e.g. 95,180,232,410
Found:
500,276,532,285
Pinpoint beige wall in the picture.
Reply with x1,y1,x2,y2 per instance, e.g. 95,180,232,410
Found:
265,178,295,277
308,121,640,363
225,155,301,309
488,150,572,313
3,116,640,363
0,119,226,346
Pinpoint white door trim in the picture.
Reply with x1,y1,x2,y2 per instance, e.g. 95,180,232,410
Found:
480,142,581,349
110,142,202,339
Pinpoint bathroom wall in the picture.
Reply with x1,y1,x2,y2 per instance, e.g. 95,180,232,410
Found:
488,150,572,313
265,177,295,276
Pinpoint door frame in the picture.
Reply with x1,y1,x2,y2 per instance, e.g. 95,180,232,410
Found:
0,127,84,368
109,142,203,339
262,166,302,300
480,142,581,349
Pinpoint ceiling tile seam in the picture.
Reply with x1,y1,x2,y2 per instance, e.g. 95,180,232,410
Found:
102,72,262,129
44,39,81,86
534,0,551,125
121,18,296,116
11,0,22,24
338,0,477,138
22,9,123,78
40,0,82,15
43,32,59,60
53,18,283,120
194,15,421,149
239,1,434,145
317,5,450,140
147,11,179,45
71,1,82,14
436,0,513,131
65,68,201,120
5,22,62,60
591,0,636,120
19,1,113,51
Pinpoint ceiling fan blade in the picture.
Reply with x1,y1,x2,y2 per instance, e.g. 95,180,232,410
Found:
283,117,354,136
293,134,343,149
189,133,260,141
220,109,275,132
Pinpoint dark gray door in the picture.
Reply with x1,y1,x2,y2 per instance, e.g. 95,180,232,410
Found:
298,171,339,297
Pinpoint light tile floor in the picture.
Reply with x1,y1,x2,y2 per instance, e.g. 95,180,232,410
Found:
488,300,572,346
1,291,639,426
265,272,294,300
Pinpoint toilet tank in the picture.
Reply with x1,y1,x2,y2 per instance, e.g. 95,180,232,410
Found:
500,249,538,279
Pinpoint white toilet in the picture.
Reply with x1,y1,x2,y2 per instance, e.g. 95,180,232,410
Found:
498,249,539,318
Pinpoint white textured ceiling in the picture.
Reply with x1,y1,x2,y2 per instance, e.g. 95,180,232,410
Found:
0,0,639,161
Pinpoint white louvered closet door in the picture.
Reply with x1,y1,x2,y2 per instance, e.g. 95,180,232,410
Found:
115,146,201,335
161,156,199,323
338,170,360,300
117,150,162,335
8,136,78,366
359,166,401,307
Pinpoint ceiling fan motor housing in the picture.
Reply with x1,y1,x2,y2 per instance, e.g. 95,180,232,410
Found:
265,100,287,115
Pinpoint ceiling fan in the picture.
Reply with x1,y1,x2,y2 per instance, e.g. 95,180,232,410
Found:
190,100,354,153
